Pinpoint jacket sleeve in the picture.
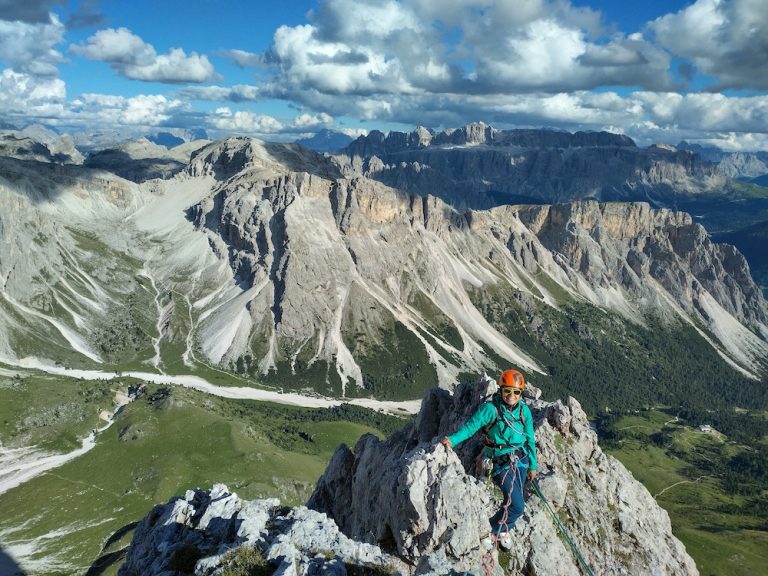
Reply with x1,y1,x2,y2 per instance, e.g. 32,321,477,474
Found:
523,404,537,470
446,402,496,448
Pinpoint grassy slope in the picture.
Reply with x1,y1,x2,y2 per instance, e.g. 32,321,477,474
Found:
603,411,768,576
0,377,403,576
0,374,111,452
468,282,768,414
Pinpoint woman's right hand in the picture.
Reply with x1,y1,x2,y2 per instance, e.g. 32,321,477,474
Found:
440,437,452,449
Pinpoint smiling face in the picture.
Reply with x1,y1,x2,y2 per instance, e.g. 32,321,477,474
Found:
500,386,523,406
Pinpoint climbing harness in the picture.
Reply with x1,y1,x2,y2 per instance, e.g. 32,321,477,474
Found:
531,479,595,576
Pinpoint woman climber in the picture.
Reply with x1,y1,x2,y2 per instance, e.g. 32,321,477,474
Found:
441,369,537,549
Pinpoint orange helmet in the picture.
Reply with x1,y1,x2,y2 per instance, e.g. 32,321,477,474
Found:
499,369,525,389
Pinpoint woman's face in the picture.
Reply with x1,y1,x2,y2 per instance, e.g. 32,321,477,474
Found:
501,386,522,406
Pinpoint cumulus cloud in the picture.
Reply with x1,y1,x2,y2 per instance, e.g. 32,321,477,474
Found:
291,112,333,129
0,15,65,75
65,92,188,129
263,0,675,106
64,92,187,128
247,0,768,148
0,68,66,117
210,108,284,134
69,27,220,83
650,0,768,90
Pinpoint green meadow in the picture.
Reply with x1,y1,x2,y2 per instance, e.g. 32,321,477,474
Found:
0,373,405,576
600,409,768,576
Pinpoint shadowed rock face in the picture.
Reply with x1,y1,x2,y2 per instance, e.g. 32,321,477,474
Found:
119,380,699,575
334,124,726,208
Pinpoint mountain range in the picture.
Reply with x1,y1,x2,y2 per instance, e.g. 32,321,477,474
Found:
0,126,766,410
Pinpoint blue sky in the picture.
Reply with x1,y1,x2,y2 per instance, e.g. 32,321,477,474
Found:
1,0,767,150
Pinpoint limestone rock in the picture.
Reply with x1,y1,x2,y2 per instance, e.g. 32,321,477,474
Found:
308,378,699,576
120,380,699,575
119,483,403,576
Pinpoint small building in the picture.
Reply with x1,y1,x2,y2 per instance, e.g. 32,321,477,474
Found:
98,410,112,423
699,424,712,433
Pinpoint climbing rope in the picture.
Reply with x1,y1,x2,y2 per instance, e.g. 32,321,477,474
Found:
531,480,595,576
480,460,524,576
481,465,508,576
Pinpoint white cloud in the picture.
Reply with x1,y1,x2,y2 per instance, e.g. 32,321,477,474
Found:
338,127,368,138
263,0,675,109
68,27,153,65
69,92,187,127
632,91,768,133
291,112,333,129
210,108,284,134
120,94,181,125
0,15,65,75
123,48,220,83
0,68,66,115
650,0,768,89
69,27,220,83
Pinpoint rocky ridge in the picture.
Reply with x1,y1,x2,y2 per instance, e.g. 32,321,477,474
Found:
120,377,699,575
333,123,727,208
85,137,210,182
0,130,84,165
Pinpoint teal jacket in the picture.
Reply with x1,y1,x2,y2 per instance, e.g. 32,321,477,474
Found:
447,395,537,471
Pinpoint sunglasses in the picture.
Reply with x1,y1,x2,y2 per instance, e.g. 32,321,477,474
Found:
501,388,522,397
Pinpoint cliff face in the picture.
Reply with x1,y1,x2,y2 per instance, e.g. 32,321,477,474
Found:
334,124,726,207
120,378,699,575
182,139,767,382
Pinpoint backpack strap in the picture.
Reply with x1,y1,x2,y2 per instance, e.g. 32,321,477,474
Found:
482,394,526,449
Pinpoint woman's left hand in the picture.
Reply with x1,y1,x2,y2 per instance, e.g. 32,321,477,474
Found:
527,470,537,481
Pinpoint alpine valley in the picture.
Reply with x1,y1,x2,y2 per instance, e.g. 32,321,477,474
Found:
0,123,767,576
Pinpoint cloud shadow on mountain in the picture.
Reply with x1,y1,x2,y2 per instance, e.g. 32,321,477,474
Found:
263,141,343,180
84,150,185,182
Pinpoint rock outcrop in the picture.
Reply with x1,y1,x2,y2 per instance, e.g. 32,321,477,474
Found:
0,131,84,165
119,484,405,576
85,137,209,182
120,378,699,575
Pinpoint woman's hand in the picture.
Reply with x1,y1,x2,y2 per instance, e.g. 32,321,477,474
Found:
440,437,452,449
527,470,537,481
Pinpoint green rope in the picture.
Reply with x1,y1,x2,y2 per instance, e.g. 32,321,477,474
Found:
531,479,595,576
